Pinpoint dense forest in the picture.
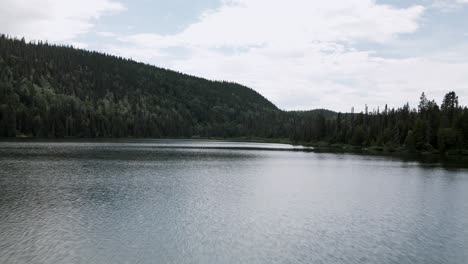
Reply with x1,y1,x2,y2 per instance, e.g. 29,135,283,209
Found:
0,35,283,139
314,92,468,154
1,35,467,153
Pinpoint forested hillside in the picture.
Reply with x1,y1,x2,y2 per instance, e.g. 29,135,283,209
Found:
1,35,467,153
0,35,283,138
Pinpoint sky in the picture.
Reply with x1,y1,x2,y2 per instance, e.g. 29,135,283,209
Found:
1,0,468,112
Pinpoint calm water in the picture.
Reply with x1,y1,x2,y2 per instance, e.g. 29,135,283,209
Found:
1,140,468,264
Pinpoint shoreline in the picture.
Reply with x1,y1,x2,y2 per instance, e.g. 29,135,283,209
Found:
2,136,468,166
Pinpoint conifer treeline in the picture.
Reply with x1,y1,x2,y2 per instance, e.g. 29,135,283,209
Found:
1,35,467,153
314,92,468,152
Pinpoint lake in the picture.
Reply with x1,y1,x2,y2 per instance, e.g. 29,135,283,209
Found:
1,140,467,264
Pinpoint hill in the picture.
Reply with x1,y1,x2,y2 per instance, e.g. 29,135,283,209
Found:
0,35,288,138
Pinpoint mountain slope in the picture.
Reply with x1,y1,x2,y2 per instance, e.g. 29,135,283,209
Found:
0,35,285,138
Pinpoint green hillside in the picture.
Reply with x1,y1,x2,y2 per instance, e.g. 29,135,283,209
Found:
0,35,284,138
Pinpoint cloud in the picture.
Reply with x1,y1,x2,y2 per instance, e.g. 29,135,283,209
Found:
118,0,424,47
0,0,124,42
3,0,468,112
100,0,435,111
97,31,118,38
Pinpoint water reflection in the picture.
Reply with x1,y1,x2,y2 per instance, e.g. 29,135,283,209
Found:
0,140,467,264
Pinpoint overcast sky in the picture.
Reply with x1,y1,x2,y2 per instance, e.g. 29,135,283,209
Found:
1,0,468,112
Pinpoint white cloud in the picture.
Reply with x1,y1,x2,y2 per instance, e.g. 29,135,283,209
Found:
97,31,118,38
161,45,468,112
3,0,468,111
118,0,424,47
0,0,124,42
102,0,444,111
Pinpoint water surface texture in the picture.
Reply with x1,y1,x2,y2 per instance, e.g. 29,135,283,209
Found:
1,140,468,264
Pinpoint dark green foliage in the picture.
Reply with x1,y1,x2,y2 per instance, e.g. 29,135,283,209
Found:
0,35,281,138
438,128,462,152
351,126,365,146
404,130,416,151
1,35,467,153
326,91,467,153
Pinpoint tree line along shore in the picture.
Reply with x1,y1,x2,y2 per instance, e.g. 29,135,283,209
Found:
1,35,467,156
